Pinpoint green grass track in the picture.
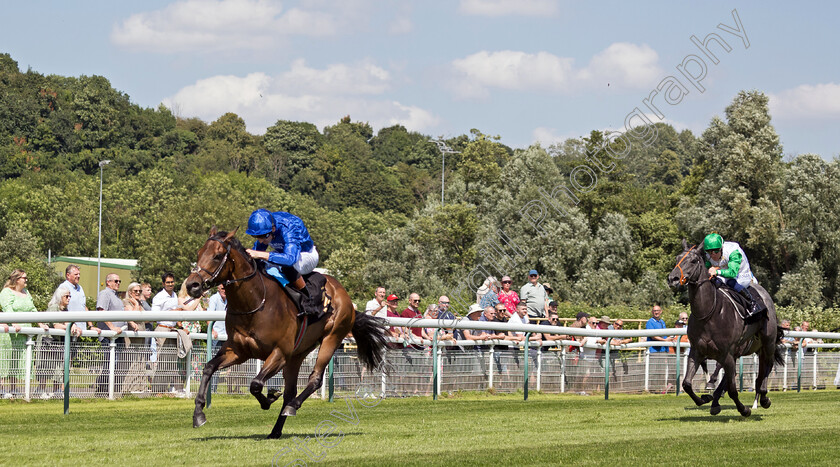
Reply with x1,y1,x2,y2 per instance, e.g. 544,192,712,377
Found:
1,391,838,466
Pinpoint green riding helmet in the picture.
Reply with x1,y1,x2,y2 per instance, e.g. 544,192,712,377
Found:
703,233,723,250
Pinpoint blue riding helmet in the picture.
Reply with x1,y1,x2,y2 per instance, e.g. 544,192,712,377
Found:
246,209,275,236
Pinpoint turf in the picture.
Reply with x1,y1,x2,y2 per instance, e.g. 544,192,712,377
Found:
1,391,838,466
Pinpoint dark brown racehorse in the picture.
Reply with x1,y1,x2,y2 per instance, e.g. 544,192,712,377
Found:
667,240,785,416
185,227,387,438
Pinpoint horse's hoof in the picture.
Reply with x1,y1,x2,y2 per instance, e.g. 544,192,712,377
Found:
266,432,282,440
699,394,713,405
281,406,297,417
760,397,771,409
740,407,751,417
260,400,272,411
710,405,721,416
193,413,207,428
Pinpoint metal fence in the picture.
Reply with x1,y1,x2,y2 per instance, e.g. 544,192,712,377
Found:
1,331,838,402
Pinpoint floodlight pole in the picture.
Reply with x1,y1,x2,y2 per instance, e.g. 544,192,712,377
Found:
433,140,460,206
97,160,111,290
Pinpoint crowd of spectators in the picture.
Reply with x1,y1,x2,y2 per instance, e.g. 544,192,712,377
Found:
1,265,833,398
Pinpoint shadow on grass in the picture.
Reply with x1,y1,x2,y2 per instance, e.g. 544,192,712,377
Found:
194,432,362,441
658,406,765,422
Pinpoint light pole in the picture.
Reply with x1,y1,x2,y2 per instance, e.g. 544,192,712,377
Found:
97,159,111,291
433,140,460,206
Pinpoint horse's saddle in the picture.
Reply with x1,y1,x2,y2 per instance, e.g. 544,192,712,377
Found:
713,283,767,321
263,265,333,324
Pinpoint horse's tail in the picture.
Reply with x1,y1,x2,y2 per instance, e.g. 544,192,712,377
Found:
773,326,786,367
351,312,388,371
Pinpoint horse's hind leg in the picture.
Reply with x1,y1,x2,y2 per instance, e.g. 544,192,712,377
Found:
682,350,712,406
283,334,343,416
268,360,302,439
194,346,245,428
250,349,286,410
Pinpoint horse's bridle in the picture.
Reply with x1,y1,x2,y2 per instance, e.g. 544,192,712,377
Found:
192,237,266,315
674,245,697,286
675,245,718,321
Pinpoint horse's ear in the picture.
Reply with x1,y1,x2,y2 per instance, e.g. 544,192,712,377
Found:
682,238,688,251
224,227,239,241
209,225,218,237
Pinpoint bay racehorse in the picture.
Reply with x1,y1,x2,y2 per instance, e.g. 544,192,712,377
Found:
185,227,387,438
667,240,785,416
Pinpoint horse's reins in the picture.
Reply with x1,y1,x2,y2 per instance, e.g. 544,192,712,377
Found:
192,237,266,315
676,245,717,321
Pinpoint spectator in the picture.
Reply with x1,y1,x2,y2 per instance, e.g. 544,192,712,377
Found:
463,304,485,341
95,273,134,397
478,277,501,309
542,282,555,310
800,321,822,352
497,275,520,317
568,311,589,354
384,294,405,346
59,264,88,332
35,285,77,399
400,293,424,346
476,276,496,304
365,286,387,318
645,304,669,353
780,319,797,351
607,319,632,345
507,303,542,346
541,310,569,345
668,316,690,353
151,272,182,394
139,283,153,311
178,280,204,394
422,305,453,343
594,315,611,358
121,282,147,394
494,303,511,323
436,296,460,343
520,269,548,319
0,269,38,399
207,284,228,393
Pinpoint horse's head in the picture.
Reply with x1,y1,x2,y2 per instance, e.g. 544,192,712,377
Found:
186,226,241,298
667,238,707,291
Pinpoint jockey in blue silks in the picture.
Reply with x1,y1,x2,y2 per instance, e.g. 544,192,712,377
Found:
245,209,320,317
702,233,761,318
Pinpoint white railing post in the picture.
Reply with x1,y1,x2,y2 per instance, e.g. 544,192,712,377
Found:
783,350,788,391
813,348,818,390
536,345,542,392
436,346,442,396
24,336,34,401
185,349,192,395
560,346,566,393
488,345,494,389
108,340,117,400
644,349,650,392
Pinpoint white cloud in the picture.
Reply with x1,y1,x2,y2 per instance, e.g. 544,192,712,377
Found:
451,50,574,97
578,43,662,89
459,0,559,17
111,0,337,53
449,43,661,99
769,83,840,119
162,62,439,134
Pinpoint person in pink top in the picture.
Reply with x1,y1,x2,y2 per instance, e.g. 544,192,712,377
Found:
496,275,520,317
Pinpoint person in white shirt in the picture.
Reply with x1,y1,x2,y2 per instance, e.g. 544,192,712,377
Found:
365,286,387,318
150,272,182,394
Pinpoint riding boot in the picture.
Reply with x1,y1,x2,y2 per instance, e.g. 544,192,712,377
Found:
288,276,317,318
738,287,759,319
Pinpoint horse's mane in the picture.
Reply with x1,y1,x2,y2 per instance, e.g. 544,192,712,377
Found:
212,231,248,256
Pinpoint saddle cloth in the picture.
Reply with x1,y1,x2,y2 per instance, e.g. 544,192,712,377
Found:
713,282,767,320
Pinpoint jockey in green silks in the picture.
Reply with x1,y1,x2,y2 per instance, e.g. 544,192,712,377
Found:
702,233,761,318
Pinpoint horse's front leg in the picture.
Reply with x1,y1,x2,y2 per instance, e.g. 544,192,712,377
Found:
194,345,244,428
268,357,302,439
250,349,286,410
682,349,712,406
717,354,750,417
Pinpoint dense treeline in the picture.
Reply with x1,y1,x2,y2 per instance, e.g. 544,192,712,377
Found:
1,53,839,329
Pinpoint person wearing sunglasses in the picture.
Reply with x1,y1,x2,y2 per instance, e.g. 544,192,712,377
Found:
702,233,761,319
245,208,320,317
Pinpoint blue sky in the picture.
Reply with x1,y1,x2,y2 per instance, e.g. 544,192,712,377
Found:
2,0,838,158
